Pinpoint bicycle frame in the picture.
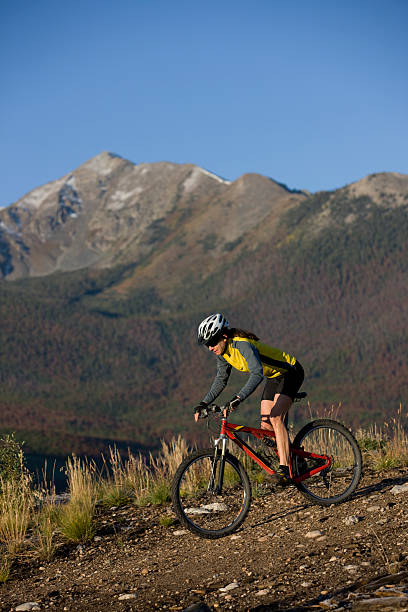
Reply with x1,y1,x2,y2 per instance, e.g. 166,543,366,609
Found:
214,415,333,485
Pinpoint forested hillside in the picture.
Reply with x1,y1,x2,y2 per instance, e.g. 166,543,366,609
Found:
0,163,407,457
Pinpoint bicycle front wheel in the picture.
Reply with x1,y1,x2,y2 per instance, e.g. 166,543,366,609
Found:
171,448,252,539
292,419,362,506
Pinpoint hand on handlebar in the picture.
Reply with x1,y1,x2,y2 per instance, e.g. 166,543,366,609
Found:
193,401,208,422
223,395,241,417
194,397,241,421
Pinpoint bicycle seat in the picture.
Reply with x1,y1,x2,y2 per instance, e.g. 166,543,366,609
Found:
294,391,307,401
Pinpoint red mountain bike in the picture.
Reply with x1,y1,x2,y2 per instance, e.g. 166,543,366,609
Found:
171,393,362,539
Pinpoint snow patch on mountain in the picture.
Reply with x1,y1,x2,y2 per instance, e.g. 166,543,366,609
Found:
183,167,230,192
0,221,20,237
108,187,145,211
201,168,231,184
20,179,65,210
65,174,76,187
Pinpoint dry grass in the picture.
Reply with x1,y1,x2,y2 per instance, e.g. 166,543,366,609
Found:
33,502,57,561
0,459,37,580
0,472,33,556
157,436,191,478
28,462,61,561
306,401,343,422
136,436,192,505
99,447,155,507
57,456,98,542
356,405,408,471
0,417,407,569
0,553,12,583
98,446,134,507
304,402,408,470
0,430,287,583
98,437,193,508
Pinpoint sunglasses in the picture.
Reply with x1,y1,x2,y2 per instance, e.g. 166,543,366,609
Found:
205,333,224,348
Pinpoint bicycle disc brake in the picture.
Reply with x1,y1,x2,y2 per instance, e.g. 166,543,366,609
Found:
317,455,334,490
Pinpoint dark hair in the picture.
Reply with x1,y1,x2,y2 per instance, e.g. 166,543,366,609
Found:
225,327,259,341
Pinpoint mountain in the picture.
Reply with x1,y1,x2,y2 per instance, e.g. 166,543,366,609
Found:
0,152,305,282
0,153,407,457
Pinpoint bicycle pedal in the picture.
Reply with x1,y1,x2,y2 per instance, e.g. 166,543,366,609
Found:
269,465,292,486
269,475,292,487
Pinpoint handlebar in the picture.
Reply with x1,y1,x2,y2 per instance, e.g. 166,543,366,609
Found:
198,391,307,419
197,404,228,419
196,392,307,419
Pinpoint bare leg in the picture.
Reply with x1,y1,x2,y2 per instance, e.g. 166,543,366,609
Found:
261,394,292,466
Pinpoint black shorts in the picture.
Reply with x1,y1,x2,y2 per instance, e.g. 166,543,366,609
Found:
261,361,304,402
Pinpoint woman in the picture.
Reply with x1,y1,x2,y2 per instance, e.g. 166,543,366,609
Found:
194,313,304,483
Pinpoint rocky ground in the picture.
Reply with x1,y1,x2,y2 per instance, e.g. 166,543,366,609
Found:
1,466,408,612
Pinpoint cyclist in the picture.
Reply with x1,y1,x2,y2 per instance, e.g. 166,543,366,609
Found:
194,313,304,484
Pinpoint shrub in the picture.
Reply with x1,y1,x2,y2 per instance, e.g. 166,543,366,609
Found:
0,433,25,485
58,502,96,543
33,502,58,561
358,437,386,452
149,480,170,505
159,515,175,527
0,553,12,583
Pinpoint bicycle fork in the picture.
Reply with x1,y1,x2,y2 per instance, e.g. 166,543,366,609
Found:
209,422,229,494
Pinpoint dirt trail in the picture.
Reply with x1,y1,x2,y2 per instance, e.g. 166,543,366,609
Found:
1,467,408,611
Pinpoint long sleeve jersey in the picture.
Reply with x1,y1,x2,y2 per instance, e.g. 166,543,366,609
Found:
203,336,297,404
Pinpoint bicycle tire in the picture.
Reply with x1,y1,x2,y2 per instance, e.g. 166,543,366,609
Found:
171,448,252,539
292,419,362,506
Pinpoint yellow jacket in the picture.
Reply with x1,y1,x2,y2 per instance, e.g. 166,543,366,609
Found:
203,336,297,403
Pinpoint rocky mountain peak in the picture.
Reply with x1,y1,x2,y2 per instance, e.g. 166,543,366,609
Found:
2,154,406,283
79,151,130,175
0,153,305,281
343,172,408,208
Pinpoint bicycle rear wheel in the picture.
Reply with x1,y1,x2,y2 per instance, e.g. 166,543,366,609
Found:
171,448,251,539
292,419,362,506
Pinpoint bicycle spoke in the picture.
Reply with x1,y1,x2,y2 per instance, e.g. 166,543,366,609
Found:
179,456,245,530
172,449,251,538
292,419,362,505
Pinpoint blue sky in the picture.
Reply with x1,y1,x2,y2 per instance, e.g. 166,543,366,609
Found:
1,0,407,207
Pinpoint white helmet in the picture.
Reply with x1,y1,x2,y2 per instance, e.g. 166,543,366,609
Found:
197,313,229,345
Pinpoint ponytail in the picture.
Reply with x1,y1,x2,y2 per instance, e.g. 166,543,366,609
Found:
226,327,259,341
